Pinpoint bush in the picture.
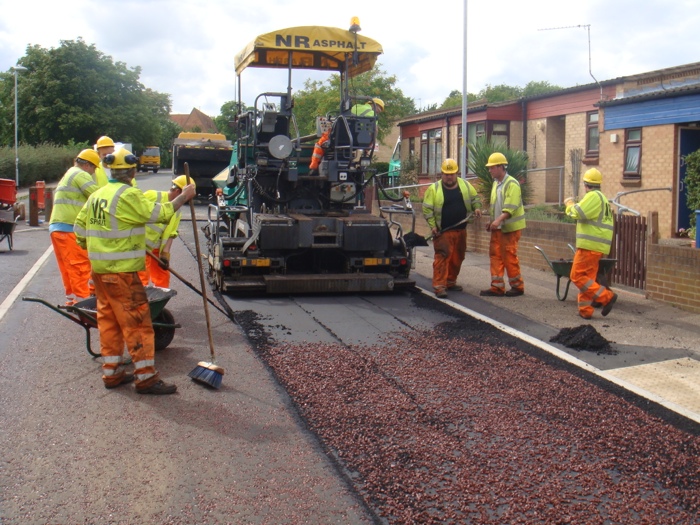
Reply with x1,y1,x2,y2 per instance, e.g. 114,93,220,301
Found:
0,143,86,188
525,204,575,223
684,149,700,228
467,138,531,207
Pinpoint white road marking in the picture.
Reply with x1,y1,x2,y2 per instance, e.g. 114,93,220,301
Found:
0,244,54,322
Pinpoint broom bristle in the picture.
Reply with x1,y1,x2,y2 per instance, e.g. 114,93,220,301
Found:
188,361,224,389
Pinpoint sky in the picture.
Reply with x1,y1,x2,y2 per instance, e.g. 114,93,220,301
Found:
2,0,700,117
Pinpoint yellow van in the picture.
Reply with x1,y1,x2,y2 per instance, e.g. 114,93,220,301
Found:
138,146,161,173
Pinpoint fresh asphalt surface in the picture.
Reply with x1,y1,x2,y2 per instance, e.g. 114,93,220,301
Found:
1,170,698,523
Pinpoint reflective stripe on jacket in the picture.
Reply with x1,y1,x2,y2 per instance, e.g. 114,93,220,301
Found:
74,182,175,274
423,178,481,230
49,167,98,227
566,189,614,254
489,174,525,232
144,190,181,252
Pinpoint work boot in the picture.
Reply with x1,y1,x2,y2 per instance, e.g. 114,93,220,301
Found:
602,293,618,317
447,285,463,291
136,380,177,395
435,289,448,298
479,289,504,297
104,372,135,389
505,289,524,297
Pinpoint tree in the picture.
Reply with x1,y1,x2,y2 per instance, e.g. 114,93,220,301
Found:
476,84,523,103
522,80,561,97
0,39,172,152
439,89,479,109
291,65,416,142
437,81,563,110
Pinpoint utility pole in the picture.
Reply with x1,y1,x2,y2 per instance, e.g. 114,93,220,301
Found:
11,65,28,189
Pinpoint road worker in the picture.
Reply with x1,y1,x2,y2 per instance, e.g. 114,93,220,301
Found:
480,152,526,297
308,129,330,175
74,148,195,394
49,149,100,305
351,97,384,117
423,158,482,298
564,168,617,319
93,135,115,187
139,175,195,288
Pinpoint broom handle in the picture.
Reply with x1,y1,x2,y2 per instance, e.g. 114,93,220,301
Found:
184,164,217,362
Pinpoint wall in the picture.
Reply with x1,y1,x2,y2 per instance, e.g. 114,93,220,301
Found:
646,243,700,311
378,201,700,313
598,122,676,237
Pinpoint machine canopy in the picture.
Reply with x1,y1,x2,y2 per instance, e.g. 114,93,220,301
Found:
234,26,383,78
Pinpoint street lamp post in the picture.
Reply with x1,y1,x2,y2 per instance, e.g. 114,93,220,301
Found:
11,65,28,189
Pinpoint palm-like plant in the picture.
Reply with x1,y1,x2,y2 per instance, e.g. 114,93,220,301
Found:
467,138,531,208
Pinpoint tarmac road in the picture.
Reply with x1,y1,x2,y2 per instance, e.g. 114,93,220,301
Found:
0,171,375,524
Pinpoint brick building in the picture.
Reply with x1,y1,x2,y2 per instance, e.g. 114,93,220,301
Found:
396,61,700,239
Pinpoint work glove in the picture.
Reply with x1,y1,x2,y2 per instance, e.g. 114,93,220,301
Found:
158,252,170,270
564,197,575,208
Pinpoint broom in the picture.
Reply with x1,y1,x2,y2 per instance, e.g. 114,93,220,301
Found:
182,164,224,388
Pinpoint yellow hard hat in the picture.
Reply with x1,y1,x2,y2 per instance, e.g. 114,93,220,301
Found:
372,98,385,111
583,168,603,186
95,136,115,149
77,149,100,166
104,148,137,169
441,158,459,174
171,175,195,190
485,152,508,167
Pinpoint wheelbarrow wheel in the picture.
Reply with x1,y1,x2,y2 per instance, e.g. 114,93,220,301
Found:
153,308,176,351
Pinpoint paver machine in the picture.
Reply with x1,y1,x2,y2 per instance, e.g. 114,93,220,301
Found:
204,22,415,294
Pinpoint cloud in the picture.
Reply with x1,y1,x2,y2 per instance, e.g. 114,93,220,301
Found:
2,0,700,117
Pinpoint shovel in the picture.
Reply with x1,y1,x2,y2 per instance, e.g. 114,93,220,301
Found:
403,214,473,247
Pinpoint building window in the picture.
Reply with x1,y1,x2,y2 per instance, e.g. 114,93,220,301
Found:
624,128,642,178
586,111,600,156
409,137,415,158
490,122,509,147
420,129,442,176
467,122,485,145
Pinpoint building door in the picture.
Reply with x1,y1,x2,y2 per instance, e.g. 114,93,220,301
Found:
678,127,700,230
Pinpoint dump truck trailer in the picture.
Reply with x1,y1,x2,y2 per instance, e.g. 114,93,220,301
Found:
172,132,233,196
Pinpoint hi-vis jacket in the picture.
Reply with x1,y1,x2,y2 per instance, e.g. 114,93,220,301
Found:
143,190,181,252
351,103,375,117
74,182,175,274
489,174,526,233
49,167,98,228
566,189,614,255
423,178,481,230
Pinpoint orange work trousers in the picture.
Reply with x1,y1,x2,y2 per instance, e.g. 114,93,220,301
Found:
92,271,159,389
139,248,170,288
570,248,615,319
432,229,467,292
50,231,93,302
487,229,523,295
